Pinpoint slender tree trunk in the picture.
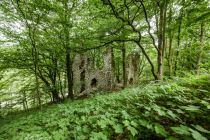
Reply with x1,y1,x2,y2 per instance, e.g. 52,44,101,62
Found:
51,55,62,102
24,93,28,110
157,2,165,81
66,49,74,99
57,60,64,99
157,0,168,80
37,67,61,102
15,1,41,107
168,36,173,77
111,47,116,89
139,55,146,77
162,1,168,58
174,0,185,76
51,88,60,102
157,52,163,80
167,7,173,77
52,75,61,102
63,0,74,99
136,41,158,80
22,91,28,111
116,60,120,83
122,43,127,87
64,71,67,95
105,0,158,80
140,0,163,81
58,69,65,99
33,47,41,106
196,22,205,75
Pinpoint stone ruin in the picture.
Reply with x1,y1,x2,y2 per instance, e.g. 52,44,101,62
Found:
127,52,140,85
72,48,140,96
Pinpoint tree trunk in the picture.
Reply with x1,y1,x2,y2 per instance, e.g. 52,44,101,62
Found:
136,41,158,80
58,66,65,99
167,7,173,77
157,52,163,80
140,0,163,81
116,57,120,83
16,0,41,107
157,2,164,81
122,43,127,87
66,49,74,99
50,55,62,102
63,0,74,99
22,91,28,111
111,47,116,89
162,1,168,58
168,36,173,77
196,22,204,75
34,50,41,106
157,0,168,81
174,0,185,76
51,88,60,102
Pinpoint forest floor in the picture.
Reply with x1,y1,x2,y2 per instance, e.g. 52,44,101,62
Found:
0,74,210,140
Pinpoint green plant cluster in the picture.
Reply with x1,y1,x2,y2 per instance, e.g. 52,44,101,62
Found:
0,75,210,140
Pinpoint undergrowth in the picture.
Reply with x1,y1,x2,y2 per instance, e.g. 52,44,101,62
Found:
0,75,210,140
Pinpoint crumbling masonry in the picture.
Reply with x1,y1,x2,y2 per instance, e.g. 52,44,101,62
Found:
72,48,140,95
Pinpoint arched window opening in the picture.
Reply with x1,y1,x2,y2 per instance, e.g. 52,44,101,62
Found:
91,78,97,88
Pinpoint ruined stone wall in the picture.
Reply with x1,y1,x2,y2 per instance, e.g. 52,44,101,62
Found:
127,52,140,85
72,48,115,95
103,48,115,90
72,54,87,94
72,48,140,96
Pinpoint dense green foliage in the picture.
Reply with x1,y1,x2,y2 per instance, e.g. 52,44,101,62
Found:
0,0,210,110
1,75,209,140
0,0,210,139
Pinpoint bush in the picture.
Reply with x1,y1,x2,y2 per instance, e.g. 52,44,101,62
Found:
0,75,210,140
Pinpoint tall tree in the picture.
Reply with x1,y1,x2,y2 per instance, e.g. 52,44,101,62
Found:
62,0,74,99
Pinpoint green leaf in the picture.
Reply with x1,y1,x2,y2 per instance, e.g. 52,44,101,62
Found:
175,109,185,114
153,106,166,116
127,126,138,136
189,129,208,140
123,120,130,127
171,125,191,135
97,120,108,129
154,124,168,137
198,89,209,93
165,137,179,140
121,110,130,119
139,119,153,130
113,124,124,134
167,110,177,120
130,121,138,127
90,132,108,140
180,105,200,112
192,125,210,134
52,131,65,140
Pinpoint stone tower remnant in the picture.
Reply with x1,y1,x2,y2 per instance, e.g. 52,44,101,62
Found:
72,48,140,96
